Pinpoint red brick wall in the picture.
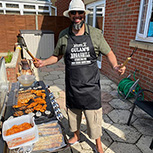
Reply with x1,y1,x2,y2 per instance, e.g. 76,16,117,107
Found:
0,15,36,53
6,50,21,83
0,15,71,53
55,0,71,16
102,0,153,93
38,16,71,45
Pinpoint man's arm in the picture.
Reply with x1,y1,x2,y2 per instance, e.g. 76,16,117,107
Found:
33,55,63,68
106,50,126,75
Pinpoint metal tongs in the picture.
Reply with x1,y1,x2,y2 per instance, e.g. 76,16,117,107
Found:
17,34,36,62
120,47,138,68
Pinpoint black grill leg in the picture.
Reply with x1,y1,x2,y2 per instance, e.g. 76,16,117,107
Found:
150,139,153,150
127,104,136,126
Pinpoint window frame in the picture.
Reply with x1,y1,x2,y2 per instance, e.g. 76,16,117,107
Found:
0,0,56,16
86,0,105,31
136,0,153,42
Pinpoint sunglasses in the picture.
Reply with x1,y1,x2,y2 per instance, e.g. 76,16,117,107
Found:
70,11,84,15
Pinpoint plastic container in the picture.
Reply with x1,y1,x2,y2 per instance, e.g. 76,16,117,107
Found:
2,114,39,149
17,75,35,87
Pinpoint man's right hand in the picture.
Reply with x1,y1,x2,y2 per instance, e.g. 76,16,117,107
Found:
33,58,43,68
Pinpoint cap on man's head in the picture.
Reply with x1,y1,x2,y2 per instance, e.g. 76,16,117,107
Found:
63,0,90,17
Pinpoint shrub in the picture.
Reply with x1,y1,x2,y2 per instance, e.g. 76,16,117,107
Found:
4,51,13,63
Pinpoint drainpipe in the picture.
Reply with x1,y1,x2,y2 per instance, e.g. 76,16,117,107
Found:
35,15,38,30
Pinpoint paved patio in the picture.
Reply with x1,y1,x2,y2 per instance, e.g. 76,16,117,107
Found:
33,59,153,153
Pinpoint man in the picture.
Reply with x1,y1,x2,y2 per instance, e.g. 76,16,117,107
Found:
34,0,126,152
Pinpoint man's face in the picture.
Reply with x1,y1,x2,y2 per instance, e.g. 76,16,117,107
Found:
69,11,85,24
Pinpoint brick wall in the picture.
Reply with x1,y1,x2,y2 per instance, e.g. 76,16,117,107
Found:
0,15,36,53
0,15,71,53
6,49,21,83
102,0,153,93
55,0,71,16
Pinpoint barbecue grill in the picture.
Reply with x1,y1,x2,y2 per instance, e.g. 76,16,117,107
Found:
0,57,67,153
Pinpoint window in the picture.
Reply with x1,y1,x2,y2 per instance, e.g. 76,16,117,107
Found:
24,5,35,10
6,3,19,8
87,8,93,26
86,1,105,30
0,1,56,16
136,0,153,42
38,12,50,15
39,6,49,10
23,11,36,15
6,11,20,14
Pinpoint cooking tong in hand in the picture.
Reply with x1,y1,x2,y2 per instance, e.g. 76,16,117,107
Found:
120,47,137,68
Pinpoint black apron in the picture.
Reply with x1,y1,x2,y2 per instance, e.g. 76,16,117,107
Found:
64,26,101,110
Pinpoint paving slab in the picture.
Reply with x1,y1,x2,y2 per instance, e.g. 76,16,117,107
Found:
44,74,59,80
43,80,54,86
57,97,65,109
109,99,133,110
136,135,153,153
102,103,113,115
110,90,119,99
101,130,113,152
106,123,141,143
49,85,65,92
102,115,113,129
108,109,137,124
101,92,113,103
110,83,118,90
53,78,65,85
100,79,114,85
101,85,112,92
132,118,153,136
133,106,153,119
105,142,142,153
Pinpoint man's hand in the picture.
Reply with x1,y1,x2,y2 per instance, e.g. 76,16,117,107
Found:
33,58,43,68
113,64,126,76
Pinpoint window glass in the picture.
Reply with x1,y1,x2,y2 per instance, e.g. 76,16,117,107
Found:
147,3,153,36
39,6,49,10
24,5,35,9
51,8,55,15
6,3,19,8
95,6,103,30
24,11,36,15
136,0,153,42
0,3,2,8
6,11,20,14
139,0,148,34
87,8,93,26
38,12,49,15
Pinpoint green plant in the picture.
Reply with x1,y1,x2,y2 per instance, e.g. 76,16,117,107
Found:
5,51,13,63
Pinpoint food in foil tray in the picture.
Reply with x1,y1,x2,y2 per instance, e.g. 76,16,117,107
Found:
33,121,66,151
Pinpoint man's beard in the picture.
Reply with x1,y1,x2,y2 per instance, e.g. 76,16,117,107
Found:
72,20,84,30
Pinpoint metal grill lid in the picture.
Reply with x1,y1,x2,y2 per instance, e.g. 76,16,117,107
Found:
0,57,8,91
0,57,9,123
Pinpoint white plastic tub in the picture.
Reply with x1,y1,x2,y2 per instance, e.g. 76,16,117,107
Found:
2,114,39,149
